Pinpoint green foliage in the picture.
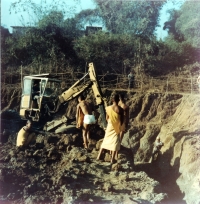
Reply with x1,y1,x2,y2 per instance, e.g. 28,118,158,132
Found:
94,0,165,35
5,0,199,78
74,9,102,28
37,11,65,28
164,1,200,48
160,1,200,75
1,26,11,68
74,31,123,72
175,1,200,48
146,35,200,76
5,25,79,72
163,9,184,42
73,32,161,74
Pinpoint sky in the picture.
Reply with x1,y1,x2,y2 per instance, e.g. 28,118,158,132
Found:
1,0,184,39
1,0,96,31
155,0,185,39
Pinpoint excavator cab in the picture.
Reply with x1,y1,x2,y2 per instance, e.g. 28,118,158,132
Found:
20,74,61,121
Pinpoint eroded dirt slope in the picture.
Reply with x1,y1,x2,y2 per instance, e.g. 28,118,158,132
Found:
120,91,200,204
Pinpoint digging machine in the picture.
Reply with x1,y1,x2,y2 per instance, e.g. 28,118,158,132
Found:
19,62,107,133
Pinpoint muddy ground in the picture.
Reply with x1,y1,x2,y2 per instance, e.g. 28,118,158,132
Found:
0,90,200,204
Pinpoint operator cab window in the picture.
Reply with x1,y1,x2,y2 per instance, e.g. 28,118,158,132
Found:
32,80,40,91
41,80,47,95
23,78,32,95
31,79,41,103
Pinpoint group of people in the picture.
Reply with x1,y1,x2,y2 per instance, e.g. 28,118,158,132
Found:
16,91,164,164
76,93,129,164
76,93,165,164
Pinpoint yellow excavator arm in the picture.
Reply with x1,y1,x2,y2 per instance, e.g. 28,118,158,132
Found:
58,63,105,105
44,62,107,131
54,62,107,128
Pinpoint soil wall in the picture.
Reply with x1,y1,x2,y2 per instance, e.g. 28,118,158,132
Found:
1,87,200,203
117,91,200,204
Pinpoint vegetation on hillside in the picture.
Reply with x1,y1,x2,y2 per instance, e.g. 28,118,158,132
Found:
1,0,200,76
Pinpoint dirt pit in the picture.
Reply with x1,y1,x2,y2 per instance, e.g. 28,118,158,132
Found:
1,91,200,204
0,121,169,204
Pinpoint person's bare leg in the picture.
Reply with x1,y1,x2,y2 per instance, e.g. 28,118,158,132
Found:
120,131,124,142
97,148,103,160
82,126,88,149
86,125,91,146
116,151,119,160
111,151,116,163
116,132,124,159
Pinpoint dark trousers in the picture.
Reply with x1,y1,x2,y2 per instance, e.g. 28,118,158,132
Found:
151,150,160,162
128,81,134,88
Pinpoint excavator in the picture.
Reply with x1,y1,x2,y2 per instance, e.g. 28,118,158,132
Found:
19,62,107,133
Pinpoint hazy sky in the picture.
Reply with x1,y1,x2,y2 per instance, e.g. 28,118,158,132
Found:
1,0,184,39
1,0,96,31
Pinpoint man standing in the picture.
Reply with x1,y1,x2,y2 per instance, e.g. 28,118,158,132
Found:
76,95,96,149
32,81,40,99
150,136,164,163
118,94,129,142
97,94,124,163
128,71,134,89
16,120,36,147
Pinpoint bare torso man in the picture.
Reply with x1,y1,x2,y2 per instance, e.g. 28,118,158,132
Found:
118,94,129,142
76,95,96,149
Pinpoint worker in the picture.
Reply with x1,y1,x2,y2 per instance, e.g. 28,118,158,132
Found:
150,136,164,163
76,95,96,149
32,81,40,99
16,120,36,147
96,94,124,164
32,81,40,107
118,94,129,142
128,71,134,89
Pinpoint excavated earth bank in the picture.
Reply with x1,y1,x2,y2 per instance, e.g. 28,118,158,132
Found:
0,89,200,204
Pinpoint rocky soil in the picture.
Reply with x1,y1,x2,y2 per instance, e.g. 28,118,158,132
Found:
0,89,200,204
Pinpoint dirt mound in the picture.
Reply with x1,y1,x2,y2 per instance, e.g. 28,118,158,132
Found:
0,90,200,204
0,128,166,204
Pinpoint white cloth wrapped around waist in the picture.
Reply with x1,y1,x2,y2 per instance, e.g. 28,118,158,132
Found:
83,114,96,124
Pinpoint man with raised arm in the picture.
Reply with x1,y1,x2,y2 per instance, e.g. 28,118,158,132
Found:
118,94,129,142
97,94,124,164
